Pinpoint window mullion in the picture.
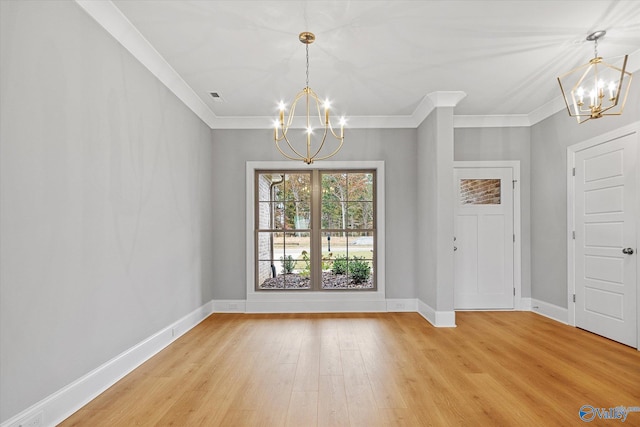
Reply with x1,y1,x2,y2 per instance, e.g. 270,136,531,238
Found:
311,169,322,290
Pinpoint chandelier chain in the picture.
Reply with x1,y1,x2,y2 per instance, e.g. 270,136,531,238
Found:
305,43,309,88
594,37,598,58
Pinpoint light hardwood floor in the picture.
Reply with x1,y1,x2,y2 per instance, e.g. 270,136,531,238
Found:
60,312,640,426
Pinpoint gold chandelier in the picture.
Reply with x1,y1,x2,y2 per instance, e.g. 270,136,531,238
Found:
274,32,345,164
557,30,632,124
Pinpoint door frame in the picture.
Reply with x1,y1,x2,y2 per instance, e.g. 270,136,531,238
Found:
567,121,640,349
453,161,523,309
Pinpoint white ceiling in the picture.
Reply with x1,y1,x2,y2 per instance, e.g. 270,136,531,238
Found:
81,1,640,128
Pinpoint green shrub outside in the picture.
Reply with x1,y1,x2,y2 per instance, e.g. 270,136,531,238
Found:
280,255,295,274
332,255,348,275
348,256,371,284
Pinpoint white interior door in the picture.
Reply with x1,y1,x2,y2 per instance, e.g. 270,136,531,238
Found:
454,167,514,309
574,133,637,347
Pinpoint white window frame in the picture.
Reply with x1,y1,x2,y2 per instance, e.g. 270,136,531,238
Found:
246,161,386,313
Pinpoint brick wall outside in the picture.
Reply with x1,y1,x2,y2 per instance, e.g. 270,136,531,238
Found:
460,179,501,205
258,174,272,285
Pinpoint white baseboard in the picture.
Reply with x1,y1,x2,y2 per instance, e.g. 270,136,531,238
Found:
417,299,457,327
245,299,387,313
2,301,215,427
219,298,417,313
212,299,247,313
517,297,532,311
530,298,568,324
386,298,418,312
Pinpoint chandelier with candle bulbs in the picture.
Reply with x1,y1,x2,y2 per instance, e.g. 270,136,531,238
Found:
557,30,632,124
273,32,345,164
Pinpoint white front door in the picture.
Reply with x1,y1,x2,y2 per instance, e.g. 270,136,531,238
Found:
454,167,514,309
574,133,637,347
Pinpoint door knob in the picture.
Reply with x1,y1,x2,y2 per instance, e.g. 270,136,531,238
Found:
622,248,634,255
454,246,458,252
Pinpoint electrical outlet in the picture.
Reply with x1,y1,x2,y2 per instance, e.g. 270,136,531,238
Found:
171,328,176,337
17,412,42,427
395,302,405,310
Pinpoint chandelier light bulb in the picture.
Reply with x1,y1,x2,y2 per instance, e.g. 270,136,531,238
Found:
589,89,596,107
608,81,617,100
597,79,605,99
577,87,585,104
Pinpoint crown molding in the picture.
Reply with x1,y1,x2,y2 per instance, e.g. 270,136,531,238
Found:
411,91,467,127
74,0,218,128
411,96,436,127
454,115,531,128
75,1,638,131
211,114,421,130
213,114,532,130
426,91,467,108
336,115,420,129
527,96,567,126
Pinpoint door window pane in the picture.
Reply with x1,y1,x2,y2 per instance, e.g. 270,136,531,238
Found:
460,179,501,205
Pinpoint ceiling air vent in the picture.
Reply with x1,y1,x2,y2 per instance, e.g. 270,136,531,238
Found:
209,92,225,103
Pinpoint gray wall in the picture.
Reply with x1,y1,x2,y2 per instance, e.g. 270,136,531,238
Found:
0,1,214,422
530,82,640,307
416,108,456,311
416,112,438,305
454,127,532,298
211,128,418,300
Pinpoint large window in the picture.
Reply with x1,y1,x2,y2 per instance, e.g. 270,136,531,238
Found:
255,170,376,291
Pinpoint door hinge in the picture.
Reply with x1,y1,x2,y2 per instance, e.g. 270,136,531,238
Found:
572,231,575,240
572,167,576,176
513,234,516,243
513,288,516,296
573,294,576,303
512,179,517,189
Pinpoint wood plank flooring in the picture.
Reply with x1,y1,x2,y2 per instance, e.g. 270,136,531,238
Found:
60,312,640,426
